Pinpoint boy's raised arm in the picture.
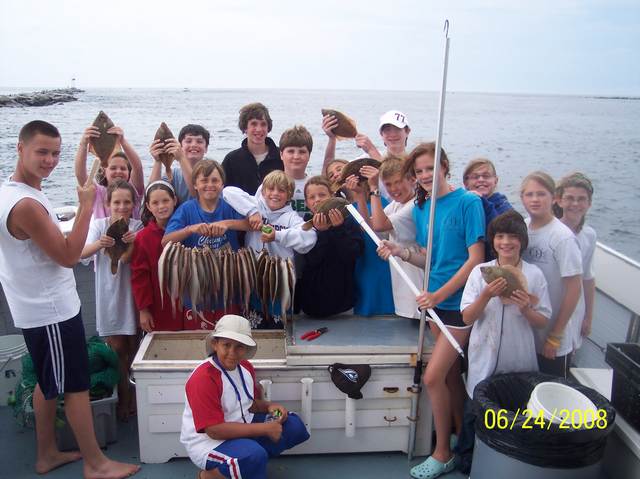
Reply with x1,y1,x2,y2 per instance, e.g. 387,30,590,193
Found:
321,114,337,176
74,126,99,186
8,183,95,268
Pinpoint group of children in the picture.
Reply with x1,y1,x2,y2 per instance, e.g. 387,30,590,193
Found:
3,103,598,478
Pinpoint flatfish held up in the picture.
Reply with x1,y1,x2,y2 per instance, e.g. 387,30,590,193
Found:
302,197,350,231
105,217,129,275
480,265,533,304
336,157,381,187
154,122,175,176
89,111,118,167
321,108,358,139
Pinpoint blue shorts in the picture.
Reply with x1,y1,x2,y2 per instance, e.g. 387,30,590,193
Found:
22,311,90,400
205,412,310,479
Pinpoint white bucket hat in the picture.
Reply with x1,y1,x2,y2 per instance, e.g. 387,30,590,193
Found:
206,315,257,359
379,110,410,132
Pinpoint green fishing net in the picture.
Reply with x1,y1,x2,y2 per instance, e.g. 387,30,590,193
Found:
12,336,120,427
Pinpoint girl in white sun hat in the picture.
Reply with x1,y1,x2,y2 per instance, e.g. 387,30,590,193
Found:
180,314,309,479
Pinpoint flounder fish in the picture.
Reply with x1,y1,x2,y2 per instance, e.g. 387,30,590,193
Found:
334,158,382,190
302,197,350,231
321,108,358,139
480,265,537,305
154,122,175,176
89,111,118,167
105,217,129,275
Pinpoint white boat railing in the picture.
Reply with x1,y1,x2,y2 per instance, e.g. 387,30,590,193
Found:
594,242,640,342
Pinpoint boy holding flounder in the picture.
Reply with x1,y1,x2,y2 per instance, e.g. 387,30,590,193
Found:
455,210,551,474
222,170,317,327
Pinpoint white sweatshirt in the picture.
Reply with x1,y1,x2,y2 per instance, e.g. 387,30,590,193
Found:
222,186,317,259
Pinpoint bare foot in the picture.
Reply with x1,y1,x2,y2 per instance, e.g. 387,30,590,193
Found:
84,459,140,479
35,450,82,474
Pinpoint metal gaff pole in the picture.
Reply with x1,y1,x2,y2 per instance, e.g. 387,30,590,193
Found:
408,19,451,461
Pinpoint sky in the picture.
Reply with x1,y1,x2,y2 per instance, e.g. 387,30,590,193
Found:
1,0,638,95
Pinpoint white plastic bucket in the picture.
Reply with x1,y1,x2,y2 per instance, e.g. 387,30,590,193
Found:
0,334,28,405
527,381,597,426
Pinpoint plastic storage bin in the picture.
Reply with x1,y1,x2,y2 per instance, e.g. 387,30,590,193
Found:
0,334,28,404
56,390,117,450
605,342,640,430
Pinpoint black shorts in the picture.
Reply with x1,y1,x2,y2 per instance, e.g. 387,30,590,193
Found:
431,307,469,329
22,311,90,400
537,353,571,379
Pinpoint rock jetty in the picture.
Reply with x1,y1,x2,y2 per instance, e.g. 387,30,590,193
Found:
0,88,84,107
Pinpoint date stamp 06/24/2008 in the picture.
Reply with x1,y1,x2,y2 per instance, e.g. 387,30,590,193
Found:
484,408,609,431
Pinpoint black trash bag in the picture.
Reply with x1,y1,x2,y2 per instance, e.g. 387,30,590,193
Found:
473,372,615,468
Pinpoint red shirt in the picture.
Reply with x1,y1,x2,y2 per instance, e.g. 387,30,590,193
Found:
130,220,182,331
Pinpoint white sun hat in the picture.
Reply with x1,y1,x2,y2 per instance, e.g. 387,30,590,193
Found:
378,110,410,132
206,315,257,359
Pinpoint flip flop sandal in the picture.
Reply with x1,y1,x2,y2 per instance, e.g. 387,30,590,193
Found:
410,455,456,479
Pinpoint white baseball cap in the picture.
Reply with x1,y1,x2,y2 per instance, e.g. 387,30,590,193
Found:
379,110,410,132
206,315,257,359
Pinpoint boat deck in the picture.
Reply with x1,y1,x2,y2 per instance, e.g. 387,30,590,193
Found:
0,406,467,479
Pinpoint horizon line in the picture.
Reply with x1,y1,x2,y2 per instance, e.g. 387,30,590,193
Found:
1,85,639,99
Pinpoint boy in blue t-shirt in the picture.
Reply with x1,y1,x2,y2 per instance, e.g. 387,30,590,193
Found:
163,160,250,329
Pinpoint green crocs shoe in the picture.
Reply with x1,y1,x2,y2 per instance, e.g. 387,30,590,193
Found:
410,455,456,479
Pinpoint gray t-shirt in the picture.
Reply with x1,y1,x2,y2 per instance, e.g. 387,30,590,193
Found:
164,166,192,204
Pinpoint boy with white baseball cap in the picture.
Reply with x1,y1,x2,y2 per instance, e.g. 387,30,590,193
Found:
180,315,309,479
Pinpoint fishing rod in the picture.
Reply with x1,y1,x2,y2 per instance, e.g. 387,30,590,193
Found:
407,19,452,461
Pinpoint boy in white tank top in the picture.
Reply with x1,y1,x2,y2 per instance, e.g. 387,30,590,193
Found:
0,120,139,478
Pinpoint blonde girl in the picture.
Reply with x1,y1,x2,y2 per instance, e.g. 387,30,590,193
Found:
520,171,583,378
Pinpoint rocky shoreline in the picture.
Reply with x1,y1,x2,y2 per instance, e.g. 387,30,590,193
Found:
0,88,84,107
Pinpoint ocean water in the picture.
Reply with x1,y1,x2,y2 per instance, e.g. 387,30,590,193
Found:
0,88,639,260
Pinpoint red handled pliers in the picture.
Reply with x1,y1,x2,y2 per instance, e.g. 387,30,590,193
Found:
300,327,328,341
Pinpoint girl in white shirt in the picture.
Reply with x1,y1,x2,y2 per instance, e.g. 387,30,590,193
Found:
81,180,142,421
521,171,583,378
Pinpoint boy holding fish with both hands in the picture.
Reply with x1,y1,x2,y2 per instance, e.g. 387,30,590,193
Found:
222,166,318,326
162,160,252,329
454,210,552,474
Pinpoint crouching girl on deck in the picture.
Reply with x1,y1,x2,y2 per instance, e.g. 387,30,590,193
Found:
81,180,143,421
181,315,309,479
